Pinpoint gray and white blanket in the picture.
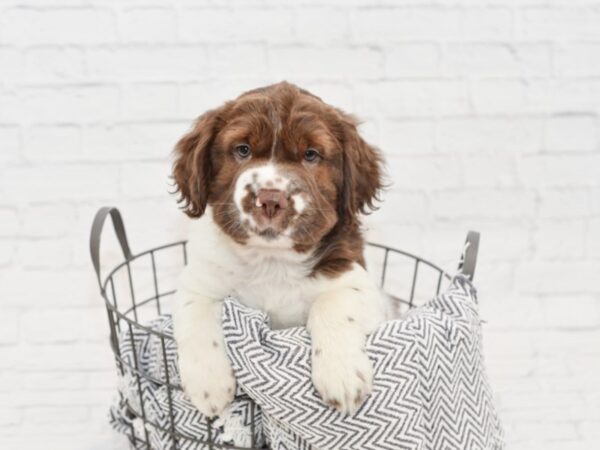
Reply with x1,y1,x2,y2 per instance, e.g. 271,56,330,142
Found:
110,275,504,449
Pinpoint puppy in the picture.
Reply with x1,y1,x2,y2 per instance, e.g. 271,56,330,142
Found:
172,82,389,418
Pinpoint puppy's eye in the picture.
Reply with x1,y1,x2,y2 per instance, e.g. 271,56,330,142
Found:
235,144,251,159
304,148,321,162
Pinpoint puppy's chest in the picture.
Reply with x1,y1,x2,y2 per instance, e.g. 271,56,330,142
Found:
230,257,318,329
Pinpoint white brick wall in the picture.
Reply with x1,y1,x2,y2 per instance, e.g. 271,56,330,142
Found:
1,1,599,449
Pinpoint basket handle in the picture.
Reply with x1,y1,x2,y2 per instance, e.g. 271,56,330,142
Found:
90,207,133,290
458,230,480,281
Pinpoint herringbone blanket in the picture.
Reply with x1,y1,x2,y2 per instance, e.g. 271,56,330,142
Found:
110,275,504,449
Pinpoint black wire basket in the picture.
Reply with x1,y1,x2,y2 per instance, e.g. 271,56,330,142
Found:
90,206,480,450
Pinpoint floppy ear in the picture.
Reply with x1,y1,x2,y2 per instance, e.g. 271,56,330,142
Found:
172,109,221,218
338,116,384,225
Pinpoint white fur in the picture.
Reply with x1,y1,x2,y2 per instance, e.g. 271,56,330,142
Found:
174,210,389,417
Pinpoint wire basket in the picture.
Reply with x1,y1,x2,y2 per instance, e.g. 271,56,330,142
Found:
90,207,480,450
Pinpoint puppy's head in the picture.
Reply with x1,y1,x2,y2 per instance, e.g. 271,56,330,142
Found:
172,82,383,250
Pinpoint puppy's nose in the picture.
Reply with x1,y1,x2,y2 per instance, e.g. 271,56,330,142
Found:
256,189,287,218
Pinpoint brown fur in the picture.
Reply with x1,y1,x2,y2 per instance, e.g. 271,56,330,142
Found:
172,81,384,277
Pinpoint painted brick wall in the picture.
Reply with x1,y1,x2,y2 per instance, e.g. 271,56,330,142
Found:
1,1,599,449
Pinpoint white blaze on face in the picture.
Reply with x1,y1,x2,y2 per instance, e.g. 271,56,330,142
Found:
291,193,306,214
233,162,292,227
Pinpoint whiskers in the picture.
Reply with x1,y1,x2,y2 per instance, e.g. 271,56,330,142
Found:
211,203,247,236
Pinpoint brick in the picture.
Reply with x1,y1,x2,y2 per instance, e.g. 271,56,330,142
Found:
16,239,72,269
480,224,533,261
517,44,553,77
300,81,354,113
23,406,89,424
355,80,470,117
0,87,19,124
484,330,536,357
544,115,597,152
537,329,600,356
20,204,76,238
21,309,84,343
120,7,177,43
121,83,179,120
0,408,20,427
556,43,600,77
580,421,600,439
211,44,268,78
0,8,117,45
86,47,209,82
519,155,600,187
16,343,113,371
588,218,600,258
364,223,424,256
179,8,294,42
0,387,114,408
513,422,579,441
22,372,87,391
0,350,18,378
515,261,600,294
0,47,22,81
23,125,81,162
16,86,119,124
386,155,461,189
443,43,520,76
592,189,600,216
78,307,111,342
384,44,440,77
82,122,185,161
0,208,19,236
23,47,86,83
269,46,382,79
549,79,600,113
293,7,349,42
461,153,518,187
543,296,600,328
0,126,21,164
368,190,429,225
351,7,462,40
430,189,537,219
0,371,21,392
519,7,600,40
357,120,378,146
178,80,268,118
0,240,15,267
2,165,119,202
483,296,546,330
120,161,173,198
0,435,132,450
462,7,514,40
437,118,542,154
539,189,593,218
379,120,435,155
0,268,98,308
0,310,18,344
471,79,550,115
533,220,586,259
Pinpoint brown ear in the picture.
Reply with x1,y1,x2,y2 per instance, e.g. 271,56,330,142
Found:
172,109,221,218
338,116,384,225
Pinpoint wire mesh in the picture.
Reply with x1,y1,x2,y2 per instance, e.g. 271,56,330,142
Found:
99,240,451,450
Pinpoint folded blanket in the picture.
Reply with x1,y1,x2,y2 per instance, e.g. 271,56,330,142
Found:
110,275,504,449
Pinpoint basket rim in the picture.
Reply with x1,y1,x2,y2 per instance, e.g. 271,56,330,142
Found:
99,239,451,342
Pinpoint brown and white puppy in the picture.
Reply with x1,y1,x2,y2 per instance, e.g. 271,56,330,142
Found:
172,82,390,418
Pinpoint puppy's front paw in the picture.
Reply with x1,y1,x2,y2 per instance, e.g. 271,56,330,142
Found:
311,345,373,415
178,346,236,418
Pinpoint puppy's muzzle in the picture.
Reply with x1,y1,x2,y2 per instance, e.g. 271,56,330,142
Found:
256,189,288,219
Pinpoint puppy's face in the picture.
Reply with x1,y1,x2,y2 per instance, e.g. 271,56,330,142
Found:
173,82,382,251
